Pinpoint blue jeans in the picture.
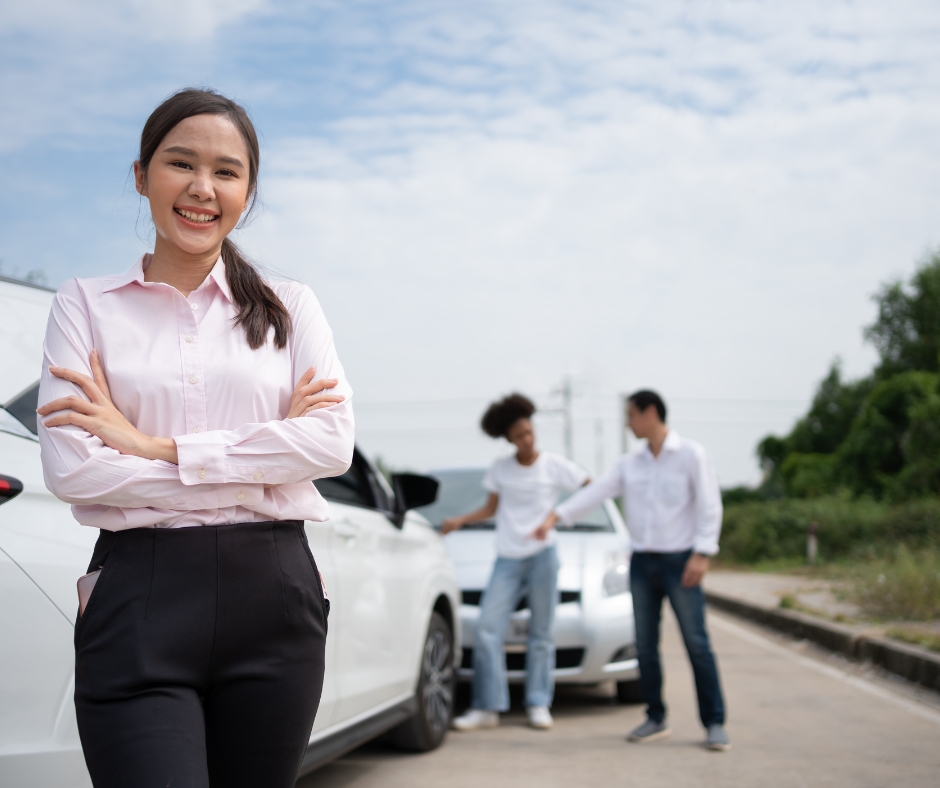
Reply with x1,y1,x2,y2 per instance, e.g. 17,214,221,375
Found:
630,550,726,727
472,545,560,711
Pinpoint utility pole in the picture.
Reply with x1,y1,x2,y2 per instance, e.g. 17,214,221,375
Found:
561,377,573,460
546,377,575,460
620,392,629,455
594,418,604,475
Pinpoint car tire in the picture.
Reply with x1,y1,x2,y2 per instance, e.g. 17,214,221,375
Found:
388,611,455,752
616,679,644,704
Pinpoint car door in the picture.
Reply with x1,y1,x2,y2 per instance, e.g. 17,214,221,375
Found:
314,451,422,722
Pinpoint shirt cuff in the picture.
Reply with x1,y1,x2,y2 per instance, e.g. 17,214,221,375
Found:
553,502,575,526
175,432,227,485
693,539,719,556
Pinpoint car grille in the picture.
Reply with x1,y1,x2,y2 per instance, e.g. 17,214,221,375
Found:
461,590,581,608
461,647,585,671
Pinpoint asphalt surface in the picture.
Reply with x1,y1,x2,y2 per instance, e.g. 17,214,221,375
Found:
297,606,940,788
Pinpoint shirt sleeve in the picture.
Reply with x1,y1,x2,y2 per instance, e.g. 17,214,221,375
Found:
553,454,590,491
38,282,262,513
482,461,499,494
554,457,625,525
173,283,354,487
689,445,723,556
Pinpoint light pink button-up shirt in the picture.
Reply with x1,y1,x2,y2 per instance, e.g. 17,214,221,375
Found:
38,255,354,531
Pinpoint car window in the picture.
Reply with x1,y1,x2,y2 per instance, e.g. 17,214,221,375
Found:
313,450,377,509
4,382,39,435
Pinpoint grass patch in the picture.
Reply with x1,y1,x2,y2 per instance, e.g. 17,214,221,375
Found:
885,627,940,653
848,547,940,620
777,593,855,624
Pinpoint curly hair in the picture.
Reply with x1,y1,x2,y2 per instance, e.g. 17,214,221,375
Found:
481,393,536,439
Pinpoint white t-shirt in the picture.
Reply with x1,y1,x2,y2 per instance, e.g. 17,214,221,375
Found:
483,452,589,559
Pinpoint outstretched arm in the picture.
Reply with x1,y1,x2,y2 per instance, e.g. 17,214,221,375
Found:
441,494,499,534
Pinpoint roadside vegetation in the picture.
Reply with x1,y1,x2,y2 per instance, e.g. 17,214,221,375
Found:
720,251,940,634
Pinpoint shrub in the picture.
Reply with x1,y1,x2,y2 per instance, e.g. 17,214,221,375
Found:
720,496,940,564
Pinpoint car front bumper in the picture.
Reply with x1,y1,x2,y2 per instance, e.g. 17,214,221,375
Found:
456,593,639,685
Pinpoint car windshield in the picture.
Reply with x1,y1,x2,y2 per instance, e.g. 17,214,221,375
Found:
417,468,614,532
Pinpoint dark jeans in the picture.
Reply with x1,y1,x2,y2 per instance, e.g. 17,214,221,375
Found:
630,549,725,727
74,521,329,788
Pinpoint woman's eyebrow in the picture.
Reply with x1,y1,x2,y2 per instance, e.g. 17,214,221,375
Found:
162,145,245,168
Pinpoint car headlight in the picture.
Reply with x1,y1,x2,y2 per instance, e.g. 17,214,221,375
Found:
602,550,630,597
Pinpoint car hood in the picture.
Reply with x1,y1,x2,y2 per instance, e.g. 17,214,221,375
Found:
442,529,627,591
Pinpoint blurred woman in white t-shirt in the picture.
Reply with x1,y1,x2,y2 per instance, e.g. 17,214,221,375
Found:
442,393,588,731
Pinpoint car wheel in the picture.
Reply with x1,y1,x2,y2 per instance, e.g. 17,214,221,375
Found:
388,611,455,752
616,679,644,704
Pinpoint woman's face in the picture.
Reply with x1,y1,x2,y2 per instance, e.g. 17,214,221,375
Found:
507,417,536,455
134,114,252,259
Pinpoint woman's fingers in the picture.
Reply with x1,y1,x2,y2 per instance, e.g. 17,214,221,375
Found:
42,411,94,430
48,366,106,405
37,394,97,417
294,367,317,393
302,402,338,415
90,350,113,403
295,378,339,399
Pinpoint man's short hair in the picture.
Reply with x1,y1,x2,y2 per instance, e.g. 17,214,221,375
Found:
628,390,667,423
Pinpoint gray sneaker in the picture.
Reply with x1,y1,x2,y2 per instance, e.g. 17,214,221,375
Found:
705,724,731,751
627,718,671,743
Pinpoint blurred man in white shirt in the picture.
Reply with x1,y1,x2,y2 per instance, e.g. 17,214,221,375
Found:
536,390,730,751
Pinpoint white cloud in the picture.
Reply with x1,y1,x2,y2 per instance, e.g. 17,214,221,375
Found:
6,0,940,482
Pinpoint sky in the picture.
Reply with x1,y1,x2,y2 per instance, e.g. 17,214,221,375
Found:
3,1,940,485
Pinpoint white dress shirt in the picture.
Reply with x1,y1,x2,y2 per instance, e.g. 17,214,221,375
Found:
553,431,722,555
38,255,354,530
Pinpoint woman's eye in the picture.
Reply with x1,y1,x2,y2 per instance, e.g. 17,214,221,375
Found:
217,169,237,177
171,161,193,170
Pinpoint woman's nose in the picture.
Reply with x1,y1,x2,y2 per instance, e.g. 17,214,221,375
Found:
188,169,215,200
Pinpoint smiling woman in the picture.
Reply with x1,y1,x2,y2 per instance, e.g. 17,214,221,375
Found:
35,88,354,788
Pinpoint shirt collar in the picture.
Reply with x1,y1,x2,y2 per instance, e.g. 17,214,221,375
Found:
644,429,682,459
101,254,231,303
662,430,682,452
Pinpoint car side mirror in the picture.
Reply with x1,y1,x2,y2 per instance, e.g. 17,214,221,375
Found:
391,473,439,527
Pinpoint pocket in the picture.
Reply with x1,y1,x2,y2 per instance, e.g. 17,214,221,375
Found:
660,473,688,507
73,538,120,647
296,526,330,621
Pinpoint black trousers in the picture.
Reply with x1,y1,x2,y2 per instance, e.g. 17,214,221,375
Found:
74,520,329,788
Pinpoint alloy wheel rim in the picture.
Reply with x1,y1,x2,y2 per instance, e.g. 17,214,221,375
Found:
422,629,454,735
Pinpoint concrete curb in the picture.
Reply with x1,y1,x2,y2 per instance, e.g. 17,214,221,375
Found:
704,590,940,693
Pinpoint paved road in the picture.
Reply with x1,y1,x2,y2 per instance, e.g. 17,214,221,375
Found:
297,607,940,788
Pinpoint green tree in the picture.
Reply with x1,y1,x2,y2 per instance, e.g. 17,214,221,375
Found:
866,251,940,377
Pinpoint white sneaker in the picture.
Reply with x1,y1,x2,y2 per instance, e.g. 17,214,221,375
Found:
451,709,499,731
527,706,553,729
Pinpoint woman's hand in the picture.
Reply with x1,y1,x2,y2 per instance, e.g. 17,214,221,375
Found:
38,350,177,463
440,517,464,535
529,511,559,541
288,367,344,418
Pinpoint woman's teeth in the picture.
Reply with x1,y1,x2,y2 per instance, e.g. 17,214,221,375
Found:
175,208,218,223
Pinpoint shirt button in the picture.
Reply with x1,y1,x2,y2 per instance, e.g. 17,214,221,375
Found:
192,427,201,433
237,492,246,501
197,469,206,479
190,303,198,310
189,376,198,384
185,335,194,343
253,472,263,480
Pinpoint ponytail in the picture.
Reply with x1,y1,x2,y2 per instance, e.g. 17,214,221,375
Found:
222,238,292,350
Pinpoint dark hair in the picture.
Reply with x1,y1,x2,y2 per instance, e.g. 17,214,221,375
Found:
137,88,291,350
628,390,667,423
481,393,536,439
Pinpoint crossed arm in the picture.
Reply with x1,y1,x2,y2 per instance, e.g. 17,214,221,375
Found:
38,349,343,468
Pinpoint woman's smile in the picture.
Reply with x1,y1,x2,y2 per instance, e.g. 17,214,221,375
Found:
173,206,221,227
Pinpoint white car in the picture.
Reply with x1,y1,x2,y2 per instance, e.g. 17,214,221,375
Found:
0,274,461,786
416,468,642,703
